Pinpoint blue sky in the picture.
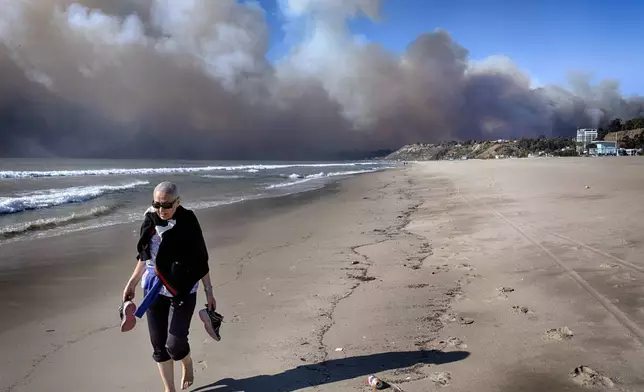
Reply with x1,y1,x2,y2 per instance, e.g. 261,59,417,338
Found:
256,0,643,95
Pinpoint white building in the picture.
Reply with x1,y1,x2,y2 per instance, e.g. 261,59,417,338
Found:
576,128,598,152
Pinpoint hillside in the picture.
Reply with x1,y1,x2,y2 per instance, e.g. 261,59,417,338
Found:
385,137,577,161
603,128,644,147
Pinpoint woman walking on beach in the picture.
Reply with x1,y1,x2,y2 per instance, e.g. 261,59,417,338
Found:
121,181,221,391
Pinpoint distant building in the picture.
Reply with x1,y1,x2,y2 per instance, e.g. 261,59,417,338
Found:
576,128,598,152
588,140,617,156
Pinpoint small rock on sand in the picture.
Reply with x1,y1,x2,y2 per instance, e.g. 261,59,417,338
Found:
430,372,452,387
458,317,474,325
570,366,614,388
544,327,573,341
498,286,514,293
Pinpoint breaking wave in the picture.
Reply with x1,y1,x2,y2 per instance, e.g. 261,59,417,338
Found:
0,205,118,239
0,163,380,179
0,181,148,214
266,169,379,189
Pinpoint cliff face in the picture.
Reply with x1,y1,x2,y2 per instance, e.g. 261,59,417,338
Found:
385,139,577,161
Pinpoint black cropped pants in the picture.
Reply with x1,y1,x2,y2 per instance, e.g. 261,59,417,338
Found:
146,293,197,363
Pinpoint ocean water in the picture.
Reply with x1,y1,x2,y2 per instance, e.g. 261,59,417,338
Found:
0,158,396,244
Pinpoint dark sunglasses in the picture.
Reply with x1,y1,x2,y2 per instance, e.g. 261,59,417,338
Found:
152,198,177,210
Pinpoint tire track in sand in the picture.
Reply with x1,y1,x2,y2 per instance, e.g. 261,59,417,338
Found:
517,223,644,275
458,191,644,345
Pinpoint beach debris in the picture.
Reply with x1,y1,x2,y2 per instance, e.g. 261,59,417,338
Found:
497,286,514,293
510,305,530,314
544,326,573,341
367,375,384,389
351,261,360,265
335,347,343,352
46,329,55,333
570,366,614,388
458,317,474,325
430,372,452,387
585,185,591,189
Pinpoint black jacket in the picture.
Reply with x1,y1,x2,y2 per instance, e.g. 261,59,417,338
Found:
136,205,209,298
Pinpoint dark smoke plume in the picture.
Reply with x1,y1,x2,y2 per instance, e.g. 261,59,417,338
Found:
1,0,642,159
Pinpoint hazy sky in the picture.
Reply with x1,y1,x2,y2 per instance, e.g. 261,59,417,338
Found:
0,0,642,159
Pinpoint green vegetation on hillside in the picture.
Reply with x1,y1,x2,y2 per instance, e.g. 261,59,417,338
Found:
598,116,644,149
386,136,577,161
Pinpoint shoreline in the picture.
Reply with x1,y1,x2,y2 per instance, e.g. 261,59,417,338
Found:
0,168,395,248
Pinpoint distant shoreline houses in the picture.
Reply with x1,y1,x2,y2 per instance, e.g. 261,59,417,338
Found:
575,128,640,156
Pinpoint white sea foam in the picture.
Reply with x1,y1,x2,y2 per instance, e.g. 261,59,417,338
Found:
266,169,379,189
0,162,380,179
0,181,148,214
201,174,244,179
0,205,117,238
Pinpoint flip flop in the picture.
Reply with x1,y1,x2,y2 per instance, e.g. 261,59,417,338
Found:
119,301,137,332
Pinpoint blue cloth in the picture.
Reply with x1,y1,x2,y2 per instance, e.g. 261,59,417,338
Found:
134,266,163,318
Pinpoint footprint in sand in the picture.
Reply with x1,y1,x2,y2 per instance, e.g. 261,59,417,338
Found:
430,372,452,387
437,312,474,325
458,317,474,325
439,312,457,324
456,263,476,271
570,366,614,389
389,363,430,383
510,305,530,314
430,265,450,274
494,286,515,300
407,283,431,289
434,337,467,350
544,327,573,341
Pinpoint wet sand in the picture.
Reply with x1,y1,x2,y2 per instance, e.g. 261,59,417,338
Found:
2,158,644,391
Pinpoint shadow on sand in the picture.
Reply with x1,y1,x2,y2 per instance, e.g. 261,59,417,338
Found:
193,349,470,391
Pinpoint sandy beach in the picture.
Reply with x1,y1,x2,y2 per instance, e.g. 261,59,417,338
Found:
2,157,644,392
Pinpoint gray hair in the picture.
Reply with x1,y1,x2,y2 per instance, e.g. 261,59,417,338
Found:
154,181,179,198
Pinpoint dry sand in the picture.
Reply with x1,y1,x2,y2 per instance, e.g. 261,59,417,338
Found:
2,157,644,391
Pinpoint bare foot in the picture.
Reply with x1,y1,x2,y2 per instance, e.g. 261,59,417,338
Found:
181,356,194,390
